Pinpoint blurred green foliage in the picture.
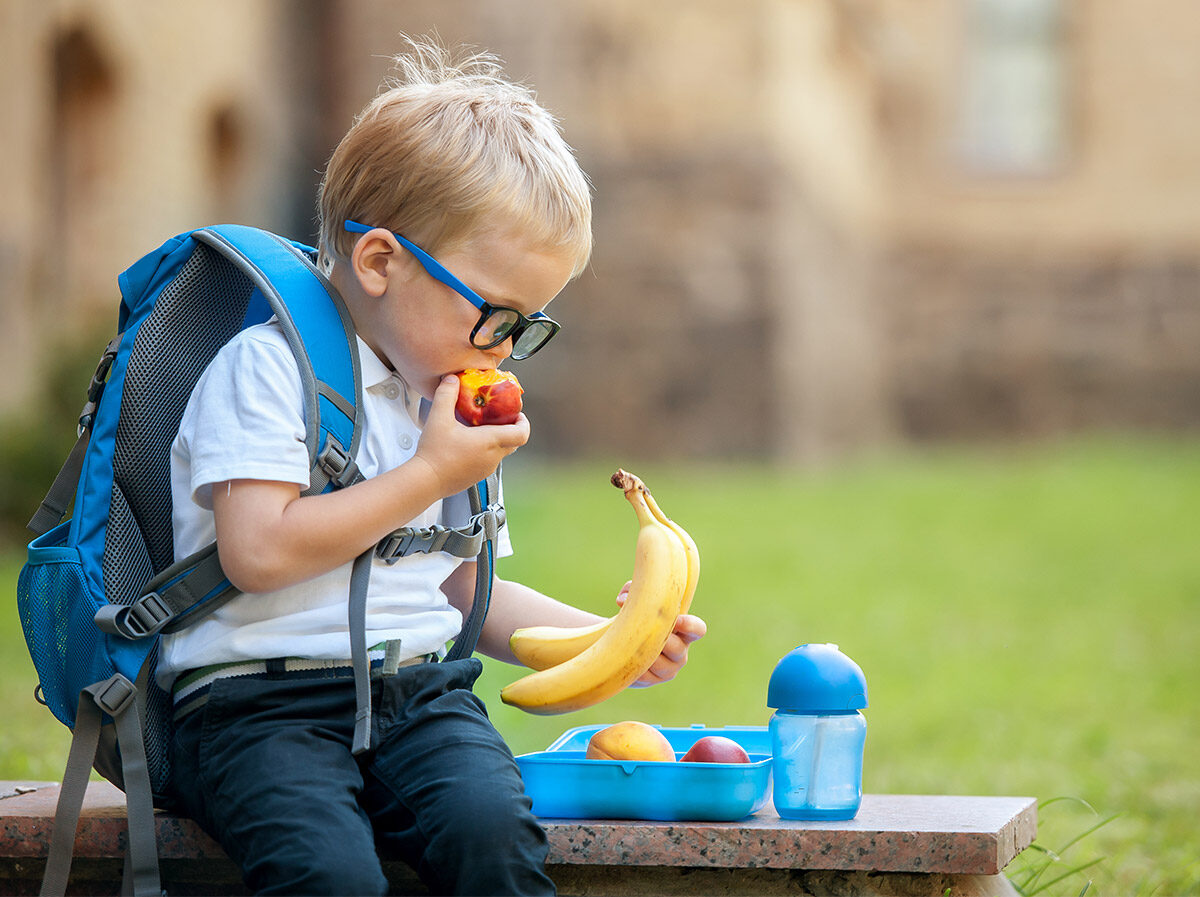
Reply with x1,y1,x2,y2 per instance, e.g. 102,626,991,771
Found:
0,327,113,545
3,437,1197,895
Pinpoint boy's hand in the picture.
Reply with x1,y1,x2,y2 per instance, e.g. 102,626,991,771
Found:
636,612,706,686
615,581,708,687
412,375,529,497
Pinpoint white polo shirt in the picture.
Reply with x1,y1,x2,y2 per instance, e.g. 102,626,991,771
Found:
156,319,511,687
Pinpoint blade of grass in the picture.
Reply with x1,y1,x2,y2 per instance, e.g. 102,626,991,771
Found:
1055,814,1120,856
1033,857,1105,895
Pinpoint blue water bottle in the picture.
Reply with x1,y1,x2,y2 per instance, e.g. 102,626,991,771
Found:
768,643,868,820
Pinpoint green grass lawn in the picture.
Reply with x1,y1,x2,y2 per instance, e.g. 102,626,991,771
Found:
3,435,1197,895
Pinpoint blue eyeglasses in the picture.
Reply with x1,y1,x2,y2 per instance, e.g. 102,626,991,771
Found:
343,220,561,360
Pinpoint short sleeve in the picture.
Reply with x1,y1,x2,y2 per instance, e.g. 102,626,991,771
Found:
174,326,310,509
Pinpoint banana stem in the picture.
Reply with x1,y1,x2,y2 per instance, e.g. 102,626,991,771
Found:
612,469,657,526
611,468,641,493
613,468,700,616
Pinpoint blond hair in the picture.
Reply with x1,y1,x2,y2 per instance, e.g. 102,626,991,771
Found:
318,36,593,277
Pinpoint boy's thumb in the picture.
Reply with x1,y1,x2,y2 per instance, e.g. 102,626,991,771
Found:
433,374,461,410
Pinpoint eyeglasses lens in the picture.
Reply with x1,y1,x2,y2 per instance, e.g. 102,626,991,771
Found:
471,308,556,359
475,310,520,348
512,322,552,358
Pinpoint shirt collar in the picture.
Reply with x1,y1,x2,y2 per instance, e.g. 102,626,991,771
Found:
356,335,393,390
356,336,425,423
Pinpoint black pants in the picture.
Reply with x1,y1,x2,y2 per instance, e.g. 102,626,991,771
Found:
170,658,555,896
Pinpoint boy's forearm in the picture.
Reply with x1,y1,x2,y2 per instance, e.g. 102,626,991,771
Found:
462,574,706,686
213,376,527,593
213,458,448,593
460,575,606,664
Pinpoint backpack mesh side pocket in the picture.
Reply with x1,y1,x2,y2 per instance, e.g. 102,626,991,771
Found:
17,521,110,727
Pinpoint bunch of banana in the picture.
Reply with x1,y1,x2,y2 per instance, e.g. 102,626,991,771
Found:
508,472,700,671
500,470,699,715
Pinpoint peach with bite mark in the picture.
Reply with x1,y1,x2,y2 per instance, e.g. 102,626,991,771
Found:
455,368,523,426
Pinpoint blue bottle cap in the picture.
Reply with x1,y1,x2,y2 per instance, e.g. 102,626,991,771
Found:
767,643,868,711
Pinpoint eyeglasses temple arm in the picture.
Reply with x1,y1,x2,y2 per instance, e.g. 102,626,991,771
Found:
343,220,487,311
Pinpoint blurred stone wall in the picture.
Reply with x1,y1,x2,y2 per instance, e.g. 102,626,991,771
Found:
885,246,1200,439
866,0,1200,442
3,0,1198,462
319,0,896,462
0,0,315,409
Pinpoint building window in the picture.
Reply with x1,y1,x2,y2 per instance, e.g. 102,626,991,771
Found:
957,0,1070,176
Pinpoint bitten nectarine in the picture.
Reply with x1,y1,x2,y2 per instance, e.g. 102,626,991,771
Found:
585,722,675,762
455,368,523,426
680,736,751,764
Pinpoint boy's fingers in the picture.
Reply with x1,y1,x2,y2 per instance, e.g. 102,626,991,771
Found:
419,376,459,425
488,413,530,449
659,624,699,664
434,374,460,407
632,615,706,688
675,613,707,643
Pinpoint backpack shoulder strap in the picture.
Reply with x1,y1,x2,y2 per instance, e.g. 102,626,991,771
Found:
194,226,364,493
36,226,368,897
349,470,502,754
94,226,366,641
30,226,362,540
443,473,500,662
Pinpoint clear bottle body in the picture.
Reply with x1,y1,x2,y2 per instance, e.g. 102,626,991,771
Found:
769,709,866,820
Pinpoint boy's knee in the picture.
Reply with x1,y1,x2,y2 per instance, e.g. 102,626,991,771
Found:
442,785,538,838
427,793,550,880
468,804,544,855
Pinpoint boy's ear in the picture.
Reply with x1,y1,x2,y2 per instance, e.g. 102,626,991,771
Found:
349,230,397,298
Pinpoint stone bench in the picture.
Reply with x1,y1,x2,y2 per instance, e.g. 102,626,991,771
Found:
0,781,1035,896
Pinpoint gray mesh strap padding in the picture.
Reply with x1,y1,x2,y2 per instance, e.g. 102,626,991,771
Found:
100,486,155,609
111,244,255,577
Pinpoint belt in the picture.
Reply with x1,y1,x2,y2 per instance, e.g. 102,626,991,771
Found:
172,647,435,722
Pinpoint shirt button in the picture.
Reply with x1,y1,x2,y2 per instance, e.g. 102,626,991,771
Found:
383,382,401,400
399,434,414,450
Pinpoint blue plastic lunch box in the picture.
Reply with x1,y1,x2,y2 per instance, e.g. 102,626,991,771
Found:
515,724,772,821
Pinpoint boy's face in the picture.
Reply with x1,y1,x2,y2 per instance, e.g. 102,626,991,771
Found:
370,227,576,401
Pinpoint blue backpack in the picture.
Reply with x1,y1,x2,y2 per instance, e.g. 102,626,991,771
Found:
16,225,503,896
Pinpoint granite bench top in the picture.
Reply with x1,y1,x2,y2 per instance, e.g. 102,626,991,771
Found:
1,781,1035,877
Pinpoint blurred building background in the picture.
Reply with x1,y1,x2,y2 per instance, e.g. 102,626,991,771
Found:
2,0,1198,463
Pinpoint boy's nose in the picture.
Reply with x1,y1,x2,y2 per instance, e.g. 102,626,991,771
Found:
482,338,512,362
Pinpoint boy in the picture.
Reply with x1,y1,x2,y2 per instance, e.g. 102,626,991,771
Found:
160,36,706,897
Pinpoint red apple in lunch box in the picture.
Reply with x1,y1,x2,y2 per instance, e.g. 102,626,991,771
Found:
680,736,752,764
455,368,523,426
